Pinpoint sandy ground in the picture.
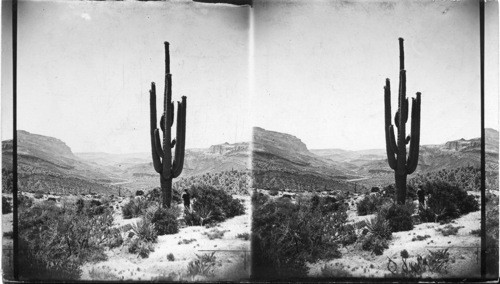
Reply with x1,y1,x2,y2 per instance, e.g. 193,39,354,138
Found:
308,193,483,279
80,195,252,281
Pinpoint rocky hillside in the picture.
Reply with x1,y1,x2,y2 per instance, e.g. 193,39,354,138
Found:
2,130,122,195
313,128,499,176
77,141,250,191
252,127,359,192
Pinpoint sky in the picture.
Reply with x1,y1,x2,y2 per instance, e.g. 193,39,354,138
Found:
1,0,498,153
254,0,499,150
3,0,251,153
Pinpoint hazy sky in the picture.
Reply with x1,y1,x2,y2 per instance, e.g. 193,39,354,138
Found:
1,0,498,153
254,0,498,150
4,0,251,153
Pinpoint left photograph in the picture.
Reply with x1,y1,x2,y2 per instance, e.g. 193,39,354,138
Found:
2,0,252,281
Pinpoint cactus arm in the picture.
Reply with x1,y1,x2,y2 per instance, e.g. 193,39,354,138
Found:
406,93,421,174
384,79,397,170
150,83,163,173
387,126,397,170
154,129,164,158
172,97,186,178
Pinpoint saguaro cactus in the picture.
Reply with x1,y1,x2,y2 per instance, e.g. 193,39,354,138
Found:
150,42,187,208
384,38,421,204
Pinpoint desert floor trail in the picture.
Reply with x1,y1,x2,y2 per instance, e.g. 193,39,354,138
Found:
80,195,251,281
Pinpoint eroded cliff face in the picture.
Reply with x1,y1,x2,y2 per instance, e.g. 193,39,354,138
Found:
3,130,77,169
208,142,249,155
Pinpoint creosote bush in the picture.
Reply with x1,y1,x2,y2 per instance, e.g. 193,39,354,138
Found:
185,185,245,226
122,197,149,219
18,200,118,280
2,197,12,214
146,206,179,235
423,181,479,222
380,202,414,232
357,194,388,216
252,194,350,279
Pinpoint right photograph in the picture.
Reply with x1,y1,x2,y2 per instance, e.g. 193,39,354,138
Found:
251,0,498,281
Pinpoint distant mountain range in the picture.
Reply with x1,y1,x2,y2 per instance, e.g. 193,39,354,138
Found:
2,128,498,195
2,130,250,194
311,128,498,176
252,127,499,192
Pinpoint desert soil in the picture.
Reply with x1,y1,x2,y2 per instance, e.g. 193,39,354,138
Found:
80,195,252,281
308,192,484,279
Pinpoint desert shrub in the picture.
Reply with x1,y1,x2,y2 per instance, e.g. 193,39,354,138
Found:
147,206,179,235
131,218,158,243
236,232,250,241
365,216,392,240
105,228,124,249
339,224,357,246
76,198,84,213
203,228,227,240
184,208,201,226
380,203,414,232
146,187,161,202
387,249,450,277
411,235,431,241
359,216,392,255
418,206,437,223
167,253,175,261
381,184,396,198
151,272,178,281
485,194,499,277
320,264,352,278
128,238,155,258
18,238,82,280
426,249,450,273
424,181,479,221
34,192,44,199
18,194,33,208
18,201,117,280
310,195,345,215
436,224,463,236
357,194,388,216
3,197,12,214
268,188,279,196
122,197,148,219
89,267,119,280
252,197,347,279
470,229,481,236
252,191,269,206
189,186,244,225
361,233,389,255
2,168,13,193
178,238,197,245
186,252,217,279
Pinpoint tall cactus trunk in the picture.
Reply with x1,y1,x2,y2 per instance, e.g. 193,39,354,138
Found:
160,177,172,208
395,173,407,204
150,42,187,208
384,38,421,205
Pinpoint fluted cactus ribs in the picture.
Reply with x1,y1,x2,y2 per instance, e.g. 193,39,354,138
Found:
150,42,187,208
384,38,421,204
